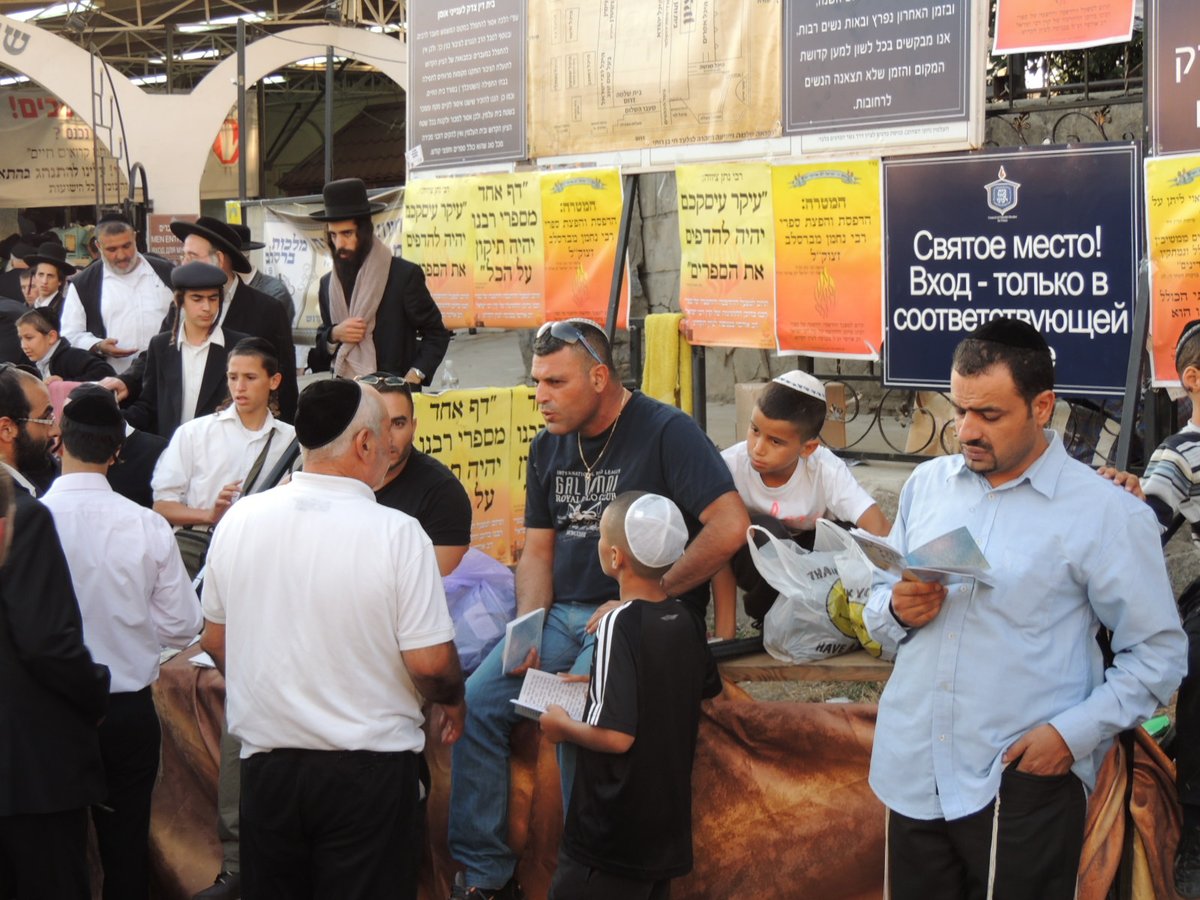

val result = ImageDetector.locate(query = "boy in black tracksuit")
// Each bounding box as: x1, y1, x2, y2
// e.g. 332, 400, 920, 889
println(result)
540, 491, 722, 899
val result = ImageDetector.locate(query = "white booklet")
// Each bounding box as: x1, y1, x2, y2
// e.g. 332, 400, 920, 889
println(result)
501, 608, 545, 675
510, 668, 589, 722
850, 526, 993, 586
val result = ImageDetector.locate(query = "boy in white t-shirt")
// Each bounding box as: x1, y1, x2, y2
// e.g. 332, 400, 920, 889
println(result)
712, 371, 890, 636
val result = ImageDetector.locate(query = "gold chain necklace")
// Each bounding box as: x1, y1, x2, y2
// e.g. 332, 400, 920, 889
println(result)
578, 391, 630, 475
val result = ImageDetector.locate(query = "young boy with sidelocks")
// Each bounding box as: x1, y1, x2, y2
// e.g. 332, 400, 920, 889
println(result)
712, 370, 891, 635
540, 491, 722, 900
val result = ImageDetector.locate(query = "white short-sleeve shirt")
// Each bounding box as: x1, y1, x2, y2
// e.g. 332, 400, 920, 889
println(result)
202, 471, 456, 757
720, 441, 876, 526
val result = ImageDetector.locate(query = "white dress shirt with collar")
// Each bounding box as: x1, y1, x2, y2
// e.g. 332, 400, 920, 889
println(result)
178, 323, 225, 427
60, 256, 175, 375
33, 339, 62, 380
41, 471, 202, 692
152, 405, 295, 511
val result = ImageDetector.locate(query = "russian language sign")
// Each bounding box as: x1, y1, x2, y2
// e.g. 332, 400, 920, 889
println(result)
882, 144, 1139, 396
993, 0, 1135, 54
406, 0, 526, 169
1146, 154, 1200, 385
1149, 0, 1200, 155
783, 0, 982, 155
676, 164, 777, 349
772, 161, 883, 358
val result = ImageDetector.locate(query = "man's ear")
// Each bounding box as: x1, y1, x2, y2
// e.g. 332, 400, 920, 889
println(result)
1031, 389, 1056, 428
1182, 365, 1200, 394
590, 362, 610, 392
268, 372, 282, 391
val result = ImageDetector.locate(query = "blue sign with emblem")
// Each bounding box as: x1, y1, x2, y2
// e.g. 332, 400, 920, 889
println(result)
883, 144, 1140, 396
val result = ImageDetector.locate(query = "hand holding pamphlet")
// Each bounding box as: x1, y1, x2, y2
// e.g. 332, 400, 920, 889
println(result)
849, 526, 993, 586
510, 669, 589, 721
501, 608, 544, 675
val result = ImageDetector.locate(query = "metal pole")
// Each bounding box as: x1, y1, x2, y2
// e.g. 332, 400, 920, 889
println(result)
165, 23, 174, 96
237, 19, 247, 202
324, 46, 335, 184
604, 173, 639, 345
1115, 262, 1150, 471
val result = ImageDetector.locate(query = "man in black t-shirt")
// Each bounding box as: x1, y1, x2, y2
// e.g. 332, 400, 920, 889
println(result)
447, 319, 747, 900
541, 491, 722, 900
369, 378, 471, 577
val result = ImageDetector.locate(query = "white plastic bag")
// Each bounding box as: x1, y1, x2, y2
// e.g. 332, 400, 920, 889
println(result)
751, 520, 890, 664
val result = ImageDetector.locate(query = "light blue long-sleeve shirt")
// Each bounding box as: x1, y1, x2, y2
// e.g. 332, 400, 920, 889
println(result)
864, 431, 1186, 822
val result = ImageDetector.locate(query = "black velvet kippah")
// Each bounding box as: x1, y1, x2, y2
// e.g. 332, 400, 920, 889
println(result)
969, 317, 1049, 353
295, 379, 362, 450
64, 385, 123, 428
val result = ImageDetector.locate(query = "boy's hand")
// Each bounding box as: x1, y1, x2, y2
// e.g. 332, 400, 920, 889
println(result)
891, 572, 947, 629
557, 673, 590, 684
1097, 466, 1145, 501
539, 704, 572, 744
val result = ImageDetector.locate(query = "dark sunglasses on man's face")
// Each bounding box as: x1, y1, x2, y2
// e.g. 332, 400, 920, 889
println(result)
536, 320, 605, 366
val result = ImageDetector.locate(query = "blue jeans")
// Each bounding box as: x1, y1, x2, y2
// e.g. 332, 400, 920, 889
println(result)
448, 602, 597, 889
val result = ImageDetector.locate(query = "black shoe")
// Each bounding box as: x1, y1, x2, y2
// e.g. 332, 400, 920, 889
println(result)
1177, 825, 1200, 898
449, 873, 524, 900
193, 871, 241, 900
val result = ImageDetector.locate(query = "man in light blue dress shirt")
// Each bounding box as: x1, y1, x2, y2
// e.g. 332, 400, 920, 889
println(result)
864, 318, 1187, 900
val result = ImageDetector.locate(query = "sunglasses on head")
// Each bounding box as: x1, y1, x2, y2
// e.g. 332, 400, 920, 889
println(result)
536, 320, 606, 367
355, 374, 410, 387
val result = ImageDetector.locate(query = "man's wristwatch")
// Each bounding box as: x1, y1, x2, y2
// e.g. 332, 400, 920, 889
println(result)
410, 368, 426, 382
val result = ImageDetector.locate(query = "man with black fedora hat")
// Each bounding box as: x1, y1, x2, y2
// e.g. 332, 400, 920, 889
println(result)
24, 241, 76, 322
311, 177, 450, 386
61, 213, 175, 375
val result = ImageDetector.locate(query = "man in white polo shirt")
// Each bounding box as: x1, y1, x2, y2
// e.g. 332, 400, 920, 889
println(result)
200, 378, 465, 900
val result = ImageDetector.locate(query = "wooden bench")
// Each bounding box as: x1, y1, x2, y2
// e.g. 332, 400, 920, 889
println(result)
718, 648, 893, 683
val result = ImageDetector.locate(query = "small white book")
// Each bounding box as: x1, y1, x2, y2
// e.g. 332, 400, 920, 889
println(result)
510, 669, 589, 722
501, 608, 545, 675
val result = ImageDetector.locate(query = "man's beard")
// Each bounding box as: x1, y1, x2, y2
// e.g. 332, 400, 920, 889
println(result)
332, 239, 369, 294
14, 426, 51, 475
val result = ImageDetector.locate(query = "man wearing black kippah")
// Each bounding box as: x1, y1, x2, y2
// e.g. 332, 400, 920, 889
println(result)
863, 318, 1187, 899
199, 379, 465, 899
42, 385, 202, 900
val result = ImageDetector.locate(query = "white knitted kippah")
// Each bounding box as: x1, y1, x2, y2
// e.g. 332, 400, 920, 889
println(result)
624, 494, 688, 569
771, 370, 826, 402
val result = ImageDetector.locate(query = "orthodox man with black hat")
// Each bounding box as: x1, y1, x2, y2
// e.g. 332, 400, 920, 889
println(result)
42, 384, 202, 900
200, 378, 466, 899
862, 317, 1187, 900
123, 261, 249, 439
24, 240, 76, 323
0, 366, 110, 899
312, 177, 451, 386
61, 213, 174, 374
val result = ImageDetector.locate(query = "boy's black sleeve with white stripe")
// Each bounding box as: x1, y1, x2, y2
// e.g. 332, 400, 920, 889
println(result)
585, 604, 638, 738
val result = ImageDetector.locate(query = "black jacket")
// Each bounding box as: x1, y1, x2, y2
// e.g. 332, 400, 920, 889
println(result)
109, 428, 167, 509
0, 484, 109, 816
121, 280, 297, 423
44, 337, 116, 382
315, 256, 451, 386
123, 328, 249, 439
70, 255, 174, 339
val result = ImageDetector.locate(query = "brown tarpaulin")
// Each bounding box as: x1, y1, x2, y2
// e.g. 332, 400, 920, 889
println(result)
149, 649, 1183, 900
